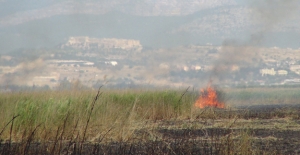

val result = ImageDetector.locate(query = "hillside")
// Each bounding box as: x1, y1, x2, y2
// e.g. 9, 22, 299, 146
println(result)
0, 0, 299, 54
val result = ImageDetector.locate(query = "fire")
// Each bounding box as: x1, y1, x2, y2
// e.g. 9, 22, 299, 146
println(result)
194, 85, 225, 109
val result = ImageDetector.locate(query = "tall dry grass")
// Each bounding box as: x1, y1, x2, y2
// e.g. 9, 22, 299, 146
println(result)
0, 87, 299, 154
0, 88, 197, 142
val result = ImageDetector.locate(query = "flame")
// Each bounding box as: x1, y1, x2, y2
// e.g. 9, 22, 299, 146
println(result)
194, 85, 225, 109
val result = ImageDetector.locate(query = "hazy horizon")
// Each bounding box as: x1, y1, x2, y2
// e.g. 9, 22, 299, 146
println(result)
0, 0, 300, 89
0, 0, 299, 54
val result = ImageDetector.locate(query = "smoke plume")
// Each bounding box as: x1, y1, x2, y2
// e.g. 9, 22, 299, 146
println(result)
210, 0, 299, 83
0, 58, 46, 86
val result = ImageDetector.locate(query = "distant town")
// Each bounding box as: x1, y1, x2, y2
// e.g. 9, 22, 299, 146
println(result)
1, 36, 300, 91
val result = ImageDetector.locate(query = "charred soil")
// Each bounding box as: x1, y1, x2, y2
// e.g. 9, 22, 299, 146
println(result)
1, 107, 300, 155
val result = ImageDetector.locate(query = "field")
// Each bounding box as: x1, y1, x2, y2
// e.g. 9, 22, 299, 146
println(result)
1, 86, 300, 154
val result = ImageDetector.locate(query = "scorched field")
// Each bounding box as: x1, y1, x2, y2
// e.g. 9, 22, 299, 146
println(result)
1, 86, 300, 154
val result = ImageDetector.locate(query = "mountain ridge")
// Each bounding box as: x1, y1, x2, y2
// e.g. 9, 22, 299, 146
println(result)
0, 0, 299, 53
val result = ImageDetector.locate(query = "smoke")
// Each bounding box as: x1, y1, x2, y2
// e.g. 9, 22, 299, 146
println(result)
0, 58, 46, 86
211, 41, 260, 81
252, 0, 298, 31
210, 0, 299, 82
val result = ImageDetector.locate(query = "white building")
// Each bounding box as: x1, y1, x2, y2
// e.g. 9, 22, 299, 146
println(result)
260, 68, 276, 76
191, 65, 201, 71
277, 70, 288, 76
105, 61, 118, 66
290, 65, 300, 74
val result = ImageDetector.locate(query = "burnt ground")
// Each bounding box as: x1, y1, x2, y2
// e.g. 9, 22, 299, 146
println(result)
156, 128, 300, 154
1, 104, 300, 155
2, 127, 299, 155
151, 104, 300, 154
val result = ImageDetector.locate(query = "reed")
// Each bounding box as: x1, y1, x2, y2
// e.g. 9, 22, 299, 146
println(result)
0, 87, 299, 154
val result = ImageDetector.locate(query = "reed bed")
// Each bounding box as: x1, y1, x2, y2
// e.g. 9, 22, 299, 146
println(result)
0, 87, 300, 154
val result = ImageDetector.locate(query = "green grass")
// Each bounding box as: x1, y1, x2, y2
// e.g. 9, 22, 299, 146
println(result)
1, 87, 300, 140
1, 87, 300, 154
225, 87, 300, 106
0, 89, 197, 142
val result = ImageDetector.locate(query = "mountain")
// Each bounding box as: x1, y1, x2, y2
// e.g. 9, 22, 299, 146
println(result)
0, 0, 238, 23
0, 0, 299, 54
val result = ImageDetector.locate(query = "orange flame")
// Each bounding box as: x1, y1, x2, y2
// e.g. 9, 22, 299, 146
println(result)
194, 85, 225, 109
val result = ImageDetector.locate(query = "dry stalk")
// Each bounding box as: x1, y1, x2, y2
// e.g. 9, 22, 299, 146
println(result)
99, 127, 113, 142
66, 118, 79, 154
0, 115, 19, 137
8, 116, 14, 153
58, 112, 70, 154
23, 123, 42, 155
80, 85, 103, 153
178, 86, 190, 104
50, 126, 61, 155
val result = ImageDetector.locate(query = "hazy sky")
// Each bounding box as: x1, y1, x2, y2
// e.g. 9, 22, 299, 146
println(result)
0, 0, 299, 54
0, 0, 299, 89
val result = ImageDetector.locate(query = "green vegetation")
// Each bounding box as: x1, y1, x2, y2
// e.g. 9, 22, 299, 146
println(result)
225, 87, 300, 106
0, 87, 300, 154
0, 89, 196, 141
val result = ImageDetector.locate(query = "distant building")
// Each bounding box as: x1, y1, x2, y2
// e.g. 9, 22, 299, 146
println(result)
194, 65, 201, 71
189, 65, 201, 71
183, 66, 189, 71
48, 60, 95, 67
290, 65, 300, 75
64, 36, 143, 51
277, 70, 288, 76
84, 62, 94, 66
283, 79, 300, 84
260, 68, 276, 76
105, 61, 118, 66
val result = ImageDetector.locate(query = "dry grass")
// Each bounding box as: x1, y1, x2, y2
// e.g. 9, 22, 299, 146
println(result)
0, 87, 300, 154
0, 88, 196, 142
